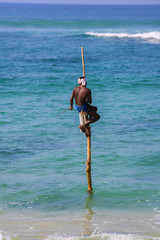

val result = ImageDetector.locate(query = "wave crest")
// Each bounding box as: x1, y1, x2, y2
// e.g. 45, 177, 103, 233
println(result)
86, 31, 160, 41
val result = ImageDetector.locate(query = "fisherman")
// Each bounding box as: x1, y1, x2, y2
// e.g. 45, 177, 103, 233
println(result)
69, 76, 100, 133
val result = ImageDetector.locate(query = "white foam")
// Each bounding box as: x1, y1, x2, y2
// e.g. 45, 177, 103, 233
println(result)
154, 208, 160, 214
44, 232, 160, 240
0, 232, 11, 240
0, 233, 3, 240
0, 231, 18, 240
86, 31, 160, 41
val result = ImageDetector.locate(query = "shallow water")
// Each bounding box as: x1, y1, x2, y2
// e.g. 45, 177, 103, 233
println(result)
1, 209, 160, 240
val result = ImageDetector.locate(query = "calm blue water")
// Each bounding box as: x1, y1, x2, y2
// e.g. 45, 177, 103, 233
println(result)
0, 3, 160, 240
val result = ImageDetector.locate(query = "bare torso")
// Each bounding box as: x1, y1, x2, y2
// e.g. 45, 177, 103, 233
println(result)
72, 86, 92, 105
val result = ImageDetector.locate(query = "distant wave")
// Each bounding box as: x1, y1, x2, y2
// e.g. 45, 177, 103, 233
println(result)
86, 31, 160, 40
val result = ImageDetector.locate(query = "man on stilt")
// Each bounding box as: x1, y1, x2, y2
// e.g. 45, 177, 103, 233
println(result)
69, 76, 100, 133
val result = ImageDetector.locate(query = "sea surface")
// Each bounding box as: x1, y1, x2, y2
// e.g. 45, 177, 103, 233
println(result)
0, 3, 160, 240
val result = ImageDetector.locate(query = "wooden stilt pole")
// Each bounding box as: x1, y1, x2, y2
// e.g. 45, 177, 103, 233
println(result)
86, 128, 92, 192
81, 47, 85, 77
81, 47, 92, 192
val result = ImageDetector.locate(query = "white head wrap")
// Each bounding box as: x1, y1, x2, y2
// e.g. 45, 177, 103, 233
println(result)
78, 78, 87, 85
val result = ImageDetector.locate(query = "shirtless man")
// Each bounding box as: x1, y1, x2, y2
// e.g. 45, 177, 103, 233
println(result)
69, 76, 100, 132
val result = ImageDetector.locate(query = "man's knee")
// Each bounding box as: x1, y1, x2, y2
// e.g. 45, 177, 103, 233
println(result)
97, 113, 100, 120
95, 113, 100, 120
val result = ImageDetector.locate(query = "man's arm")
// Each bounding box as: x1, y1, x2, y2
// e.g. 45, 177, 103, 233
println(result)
87, 89, 92, 104
69, 89, 75, 110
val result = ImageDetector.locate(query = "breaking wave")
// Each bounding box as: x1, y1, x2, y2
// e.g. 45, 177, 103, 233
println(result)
44, 233, 160, 240
1, 231, 159, 240
86, 31, 160, 41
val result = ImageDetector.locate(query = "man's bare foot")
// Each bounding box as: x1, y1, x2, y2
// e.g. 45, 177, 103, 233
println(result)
79, 124, 86, 133
85, 124, 91, 137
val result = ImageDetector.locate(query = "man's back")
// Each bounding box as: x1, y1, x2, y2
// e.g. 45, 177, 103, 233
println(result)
73, 86, 92, 105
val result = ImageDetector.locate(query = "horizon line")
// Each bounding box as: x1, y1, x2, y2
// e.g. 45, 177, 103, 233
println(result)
0, 2, 160, 5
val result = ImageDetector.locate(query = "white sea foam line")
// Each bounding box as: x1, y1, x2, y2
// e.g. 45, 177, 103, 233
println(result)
86, 31, 160, 40
44, 232, 160, 240
154, 208, 160, 214
153, 208, 160, 224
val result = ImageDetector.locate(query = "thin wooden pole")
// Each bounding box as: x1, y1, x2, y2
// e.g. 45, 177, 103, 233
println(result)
81, 47, 85, 77
86, 128, 92, 192
81, 47, 92, 192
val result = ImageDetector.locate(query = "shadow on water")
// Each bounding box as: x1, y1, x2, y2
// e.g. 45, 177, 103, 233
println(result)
81, 192, 95, 236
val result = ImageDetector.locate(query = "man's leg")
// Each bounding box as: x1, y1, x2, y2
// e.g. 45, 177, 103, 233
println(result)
85, 105, 100, 125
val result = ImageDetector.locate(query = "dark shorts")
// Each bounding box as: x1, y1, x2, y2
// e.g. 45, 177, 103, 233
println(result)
76, 104, 91, 113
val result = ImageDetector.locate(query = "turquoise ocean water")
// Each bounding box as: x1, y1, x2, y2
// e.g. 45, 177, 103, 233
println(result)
0, 3, 160, 240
